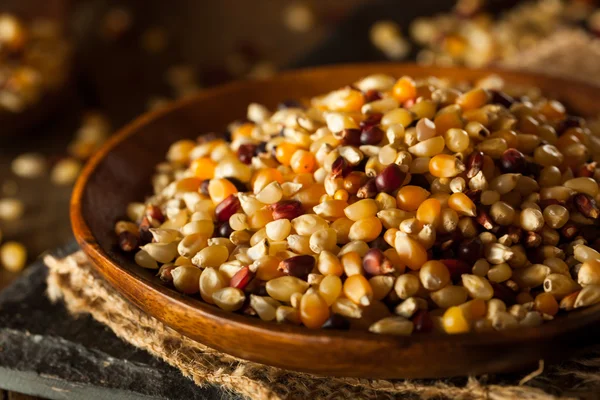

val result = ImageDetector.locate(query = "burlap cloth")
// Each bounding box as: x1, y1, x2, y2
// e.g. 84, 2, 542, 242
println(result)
43, 29, 600, 400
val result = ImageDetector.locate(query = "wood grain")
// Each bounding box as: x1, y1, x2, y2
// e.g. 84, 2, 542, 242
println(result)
71, 63, 600, 379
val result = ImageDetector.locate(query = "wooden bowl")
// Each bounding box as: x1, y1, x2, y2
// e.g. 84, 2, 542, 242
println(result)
71, 64, 600, 379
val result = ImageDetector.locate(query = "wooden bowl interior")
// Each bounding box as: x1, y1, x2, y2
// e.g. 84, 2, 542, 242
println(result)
74, 64, 600, 379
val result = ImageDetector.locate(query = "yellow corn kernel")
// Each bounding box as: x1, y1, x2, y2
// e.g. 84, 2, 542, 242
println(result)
344, 199, 379, 221
396, 186, 430, 212
343, 275, 373, 306
319, 275, 343, 306
442, 306, 470, 334
429, 154, 464, 178
167, 139, 195, 164
416, 198, 441, 227
394, 232, 428, 270
448, 192, 476, 217
443, 128, 470, 153
292, 183, 326, 208
419, 260, 450, 291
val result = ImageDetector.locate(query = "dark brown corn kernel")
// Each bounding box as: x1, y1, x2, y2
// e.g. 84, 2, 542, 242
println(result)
278, 255, 315, 280
119, 231, 139, 252
412, 309, 433, 333
500, 148, 526, 173
339, 128, 361, 146
357, 178, 378, 199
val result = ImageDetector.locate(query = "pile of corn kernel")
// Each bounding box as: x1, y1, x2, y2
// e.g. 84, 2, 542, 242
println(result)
409, 0, 597, 68
0, 13, 69, 113
117, 73, 600, 335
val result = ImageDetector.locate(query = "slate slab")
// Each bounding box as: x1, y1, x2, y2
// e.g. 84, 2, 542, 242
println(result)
0, 242, 240, 400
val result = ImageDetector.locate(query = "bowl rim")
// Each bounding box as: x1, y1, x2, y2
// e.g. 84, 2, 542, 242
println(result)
71, 62, 600, 350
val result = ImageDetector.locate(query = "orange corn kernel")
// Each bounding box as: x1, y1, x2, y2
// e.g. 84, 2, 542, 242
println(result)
434, 111, 463, 136
392, 76, 417, 103
396, 186, 431, 212
331, 89, 365, 113
539, 100, 566, 122
394, 233, 428, 270
416, 198, 442, 227
300, 291, 331, 329
534, 292, 559, 316
208, 178, 238, 204
275, 142, 299, 166
459, 299, 486, 320
175, 177, 203, 193
429, 154, 465, 178
290, 149, 317, 174
442, 306, 470, 334
232, 123, 255, 141
251, 168, 283, 193
448, 192, 476, 217
343, 274, 374, 306
190, 157, 217, 180
456, 88, 490, 111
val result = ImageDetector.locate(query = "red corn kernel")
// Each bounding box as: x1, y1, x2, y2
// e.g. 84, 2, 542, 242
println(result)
440, 259, 471, 281
278, 255, 315, 280
362, 248, 394, 276
339, 128, 361, 146
412, 309, 433, 333
576, 162, 597, 178
360, 125, 384, 145
490, 281, 517, 305
145, 204, 165, 224
359, 113, 383, 129
363, 89, 382, 103
466, 151, 483, 179
230, 266, 254, 290
331, 156, 350, 178
375, 164, 406, 193
215, 194, 241, 222
270, 200, 304, 220
356, 178, 378, 199
476, 208, 494, 230
118, 231, 139, 252
457, 238, 484, 265
237, 143, 257, 164
500, 148, 525, 173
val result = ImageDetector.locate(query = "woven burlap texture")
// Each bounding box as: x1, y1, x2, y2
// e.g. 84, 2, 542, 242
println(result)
44, 252, 600, 400
44, 29, 600, 400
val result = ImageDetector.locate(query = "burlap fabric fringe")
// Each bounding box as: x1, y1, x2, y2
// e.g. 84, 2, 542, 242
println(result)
44, 252, 600, 400
44, 30, 600, 400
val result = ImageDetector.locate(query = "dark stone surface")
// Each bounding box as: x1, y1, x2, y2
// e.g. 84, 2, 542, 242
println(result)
0, 242, 240, 400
